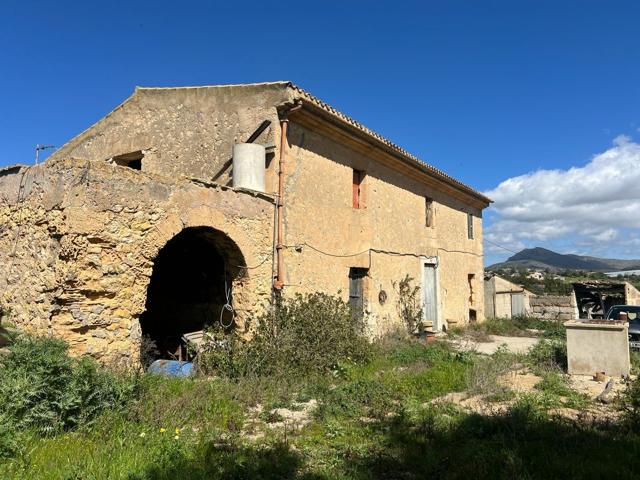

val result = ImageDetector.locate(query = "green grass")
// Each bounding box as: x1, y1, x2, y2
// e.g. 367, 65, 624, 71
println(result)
452, 316, 566, 340
3, 334, 640, 479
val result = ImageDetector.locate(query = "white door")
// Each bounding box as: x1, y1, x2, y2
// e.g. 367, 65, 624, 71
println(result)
511, 293, 525, 317
423, 264, 438, 330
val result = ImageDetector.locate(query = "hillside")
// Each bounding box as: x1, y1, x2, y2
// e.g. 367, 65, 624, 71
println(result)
488, 247, 640, 272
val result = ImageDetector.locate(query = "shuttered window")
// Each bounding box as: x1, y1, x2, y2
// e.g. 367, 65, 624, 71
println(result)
352, 169, 365, 209
348, 267, 368, 314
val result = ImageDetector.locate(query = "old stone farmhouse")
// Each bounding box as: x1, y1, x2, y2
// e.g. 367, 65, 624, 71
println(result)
0, 82, 491, 365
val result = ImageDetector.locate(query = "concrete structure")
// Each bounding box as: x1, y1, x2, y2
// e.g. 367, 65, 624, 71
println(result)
530, 295, 577, 320
565, 321, 630, 377
573, 281, 640, 319
484, 274, 534, 318
0, 82, 491, 365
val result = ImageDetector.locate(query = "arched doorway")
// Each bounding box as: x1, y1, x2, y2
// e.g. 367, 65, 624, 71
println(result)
140, 226, 246, 361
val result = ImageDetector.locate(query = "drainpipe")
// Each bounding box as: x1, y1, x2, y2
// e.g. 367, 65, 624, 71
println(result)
274, 102, 302, 291
274, 118, 288, 290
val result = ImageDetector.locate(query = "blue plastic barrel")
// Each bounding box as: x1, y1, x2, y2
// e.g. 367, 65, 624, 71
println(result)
147, 359, 195, 377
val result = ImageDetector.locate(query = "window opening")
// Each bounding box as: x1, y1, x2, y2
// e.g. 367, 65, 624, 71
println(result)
348, 267, 368, 314
425, 197, 434, 227
352, 169, 365, 208
112, 151, 144, 170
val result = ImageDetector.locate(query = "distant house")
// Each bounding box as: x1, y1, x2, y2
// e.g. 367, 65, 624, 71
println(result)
527, 271, 545, 281
484, 274, 534, 318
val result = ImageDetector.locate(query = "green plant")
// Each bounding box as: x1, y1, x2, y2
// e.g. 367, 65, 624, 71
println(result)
199, 293, 370, 378
527, 338, 567, 373
465, 345, 518, 396
0, 412, 23, 460
393, 275, 424, 334
534, 372, 588, 409
0, 334, 138, 435
620, 376, 640, 428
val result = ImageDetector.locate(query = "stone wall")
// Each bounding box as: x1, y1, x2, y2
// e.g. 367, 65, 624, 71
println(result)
0, 158, 274, 365
530, 295, 576, 320
49, 83, 294, 191
0, 83, 491, 363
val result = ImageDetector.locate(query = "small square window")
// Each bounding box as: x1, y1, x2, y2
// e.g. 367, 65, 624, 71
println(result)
112, 151, 144, 170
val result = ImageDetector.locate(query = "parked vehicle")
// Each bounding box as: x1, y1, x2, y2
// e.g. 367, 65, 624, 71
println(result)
606, 305, 640, 350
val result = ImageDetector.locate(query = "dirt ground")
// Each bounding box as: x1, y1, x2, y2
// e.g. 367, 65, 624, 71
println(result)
448, 334, 540, 355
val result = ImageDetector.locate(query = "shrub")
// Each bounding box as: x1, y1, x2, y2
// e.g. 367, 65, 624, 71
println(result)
527, 338, 567, 373
466, 345, 518, 396
0, 413, 22, 460
0, 334, 138, 435
198, 293, 370, 378
621, 377, 640, 428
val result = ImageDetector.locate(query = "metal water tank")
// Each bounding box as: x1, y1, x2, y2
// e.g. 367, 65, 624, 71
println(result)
232, 143, 265, 192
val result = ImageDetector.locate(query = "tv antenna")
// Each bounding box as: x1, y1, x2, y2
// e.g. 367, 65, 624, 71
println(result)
35, 144, 55, 164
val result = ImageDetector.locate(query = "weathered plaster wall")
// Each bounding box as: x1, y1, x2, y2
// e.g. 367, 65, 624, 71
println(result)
0, 158, 273, 365
49, 83, 294, 191
280, 121, 485, 335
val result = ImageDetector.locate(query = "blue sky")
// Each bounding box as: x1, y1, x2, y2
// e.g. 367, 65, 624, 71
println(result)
2, 0, 639, 265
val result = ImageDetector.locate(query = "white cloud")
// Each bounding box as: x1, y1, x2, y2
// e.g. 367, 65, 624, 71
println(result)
484, 135, 640, 260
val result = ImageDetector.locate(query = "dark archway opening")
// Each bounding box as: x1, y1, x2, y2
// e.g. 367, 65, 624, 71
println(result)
140, 226, 245, 361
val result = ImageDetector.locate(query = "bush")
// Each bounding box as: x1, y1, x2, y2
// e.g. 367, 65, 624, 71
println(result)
621, 377, 640, 428
466, 345, 518, 396
527, 339, 567, 373
0, 334, 138, 435
198, 293, 371, 378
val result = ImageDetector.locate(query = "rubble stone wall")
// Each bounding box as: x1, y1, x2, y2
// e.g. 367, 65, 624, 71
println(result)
530, 295, 576, 320
49, 84, 294, 192
0, 158, 274, 365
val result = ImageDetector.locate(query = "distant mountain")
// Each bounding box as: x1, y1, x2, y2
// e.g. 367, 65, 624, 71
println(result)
488, 247, 640, 272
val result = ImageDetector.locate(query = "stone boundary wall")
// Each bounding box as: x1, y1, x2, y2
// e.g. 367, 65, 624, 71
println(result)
0, 158, 274, 366
529, 295, 576, 320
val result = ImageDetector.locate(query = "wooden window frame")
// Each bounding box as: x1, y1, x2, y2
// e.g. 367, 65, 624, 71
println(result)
352, 169, 365, 209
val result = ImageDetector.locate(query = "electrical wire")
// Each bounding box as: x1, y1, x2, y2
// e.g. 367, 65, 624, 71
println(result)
484, 238, 519, 255
283, 242, 482, 259
233, 256, 271, 270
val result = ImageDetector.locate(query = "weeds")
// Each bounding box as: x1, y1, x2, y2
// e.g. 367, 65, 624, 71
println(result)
534, 372, 589, 409
198, 293, 370, 378
465, 345, 520, 396
458, 315, 566, 339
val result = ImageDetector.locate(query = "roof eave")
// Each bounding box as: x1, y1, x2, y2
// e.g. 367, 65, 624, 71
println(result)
289, 98, 492, 209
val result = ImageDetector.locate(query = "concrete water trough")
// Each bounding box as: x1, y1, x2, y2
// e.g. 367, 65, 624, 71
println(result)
565, 320, 630, 377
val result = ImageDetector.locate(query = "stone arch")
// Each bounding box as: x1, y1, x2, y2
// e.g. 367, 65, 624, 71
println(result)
139, 225, 247, 361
